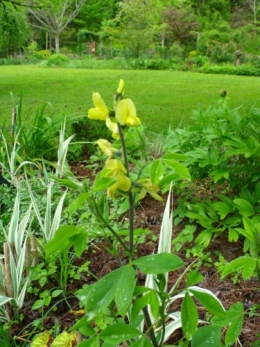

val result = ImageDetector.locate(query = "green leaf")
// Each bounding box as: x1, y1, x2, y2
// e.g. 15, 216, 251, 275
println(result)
181, 292, 198, 341
52, 176, 83, 191
117, 198, 129, 214
189, 287, 225, 315
131, 290, 159, 322
115, 265, 136, 316
158, 173, 183, 189
191, 325, 222, 346
209, 146, 218, 165
130, 337, 153, 347
100, 324, 141, 344
221, 256, 256, 280
32, 299, 44, 310
161, 156, 190, 180
92, 170, 116, 192
210, 168, 229, 183
195, 229, 213, 247
69, 316, 89, 331
186, 270, 204, 287
131, 292, 152, 322
235, 227, 254, 242
242, 216, 256, 241
85, 267, 130, 321
213, 201, 234, 219
68, 193, 89, 214
225, 303, 244, 346
212, 302, 244, 327
77, 336, 100, 347
150, 160, 164, 185
74, 232, 89, 257
132, 253, 184, 274
234, 198, 255, 217
52, 290, 63, 298
228, 227, 239, 242
45, 225, 86, 260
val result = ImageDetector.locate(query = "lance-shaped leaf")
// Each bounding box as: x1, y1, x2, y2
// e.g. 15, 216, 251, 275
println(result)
100, 324, 141, 344
133, 253, 184, 275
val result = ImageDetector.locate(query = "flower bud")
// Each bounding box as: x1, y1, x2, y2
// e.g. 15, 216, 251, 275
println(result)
117, 79, 125, 95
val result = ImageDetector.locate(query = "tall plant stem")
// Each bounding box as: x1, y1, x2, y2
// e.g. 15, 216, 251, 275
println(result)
142, 306, 159, 347
117, 123, 135, 259
92, 197, 130, 254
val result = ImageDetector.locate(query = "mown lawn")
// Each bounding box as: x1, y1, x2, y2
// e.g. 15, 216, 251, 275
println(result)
0, 65, 260, 133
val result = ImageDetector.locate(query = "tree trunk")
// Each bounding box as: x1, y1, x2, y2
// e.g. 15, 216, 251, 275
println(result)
54, 32, 60, 53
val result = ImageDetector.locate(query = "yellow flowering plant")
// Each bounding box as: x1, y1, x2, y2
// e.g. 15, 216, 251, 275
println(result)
51, 79, 191, 257
44, 80, 243, 347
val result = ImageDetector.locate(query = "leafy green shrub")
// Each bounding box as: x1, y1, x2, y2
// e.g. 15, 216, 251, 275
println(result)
69, 115, 111, 158
163, 96, 260, 279
35, 49, 51, 60
200, 63, 260, 76
46, 53, 70, 67
236, 64, 260, 76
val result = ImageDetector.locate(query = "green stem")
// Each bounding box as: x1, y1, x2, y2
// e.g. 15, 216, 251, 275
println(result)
117, 123, 135, 259
142, 306, 159, 347
92, 197, 130, 254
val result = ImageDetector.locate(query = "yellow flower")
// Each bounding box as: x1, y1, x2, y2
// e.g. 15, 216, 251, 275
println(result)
97, 139, 118, 157
106, 117, 119, 139
138, 179, 162, 201
117, 79, 125, 95
115, 99, 141, 126
105, 159, 131, 198
88, 92, 109, 120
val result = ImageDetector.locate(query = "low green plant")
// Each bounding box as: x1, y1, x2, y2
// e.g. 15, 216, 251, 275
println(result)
200, 63, 260, 76
163, 95, 260, 272
11, 92, 64, 161
0, 186, 34, 322
0, 130, 38, 185
46, 54, 70, 67
69, 115, 111, 157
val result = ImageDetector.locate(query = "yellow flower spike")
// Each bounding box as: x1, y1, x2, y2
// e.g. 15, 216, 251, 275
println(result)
97, 139, 118, 157
88, 92, 109, 120
106, 117, 119, 139
105, 159, 131, 197
117, 79, 125, 95
115, 99, 141, 126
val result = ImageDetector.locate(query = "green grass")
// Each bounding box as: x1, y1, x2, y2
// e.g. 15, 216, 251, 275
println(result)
0, 65, 260, 133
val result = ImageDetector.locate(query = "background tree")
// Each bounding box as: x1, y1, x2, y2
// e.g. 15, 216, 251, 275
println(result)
27, 0, 86, 53
117, 0, 162, 58
248, 0, 260, 26
163, 6, 199, 51
66, 0, 119, 54
0, 3, 31, 56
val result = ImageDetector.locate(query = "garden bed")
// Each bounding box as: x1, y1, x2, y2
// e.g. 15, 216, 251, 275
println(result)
10, 189, 260, 346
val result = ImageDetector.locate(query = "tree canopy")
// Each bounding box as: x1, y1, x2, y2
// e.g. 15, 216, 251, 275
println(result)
0, 0, 260, 59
